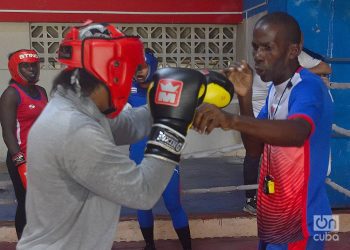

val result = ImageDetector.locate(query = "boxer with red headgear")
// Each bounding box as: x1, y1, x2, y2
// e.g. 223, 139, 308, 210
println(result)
8, 49, 40, 85
16, 22, 207, 250
0, 49, 48, 239
57, 22, 145, 117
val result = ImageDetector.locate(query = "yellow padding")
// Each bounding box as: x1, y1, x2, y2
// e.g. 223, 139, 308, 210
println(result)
203, 83, 232, 108
198, 84, 206, 99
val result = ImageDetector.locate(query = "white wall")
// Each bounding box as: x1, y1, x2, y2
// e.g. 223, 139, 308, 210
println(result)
0, 23, 30, 69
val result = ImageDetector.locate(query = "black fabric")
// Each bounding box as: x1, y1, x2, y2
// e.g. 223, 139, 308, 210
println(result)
243, 155, 261, 199
175, 226, 192, 250
6, 152, 26, 239
140, 227, 155, 248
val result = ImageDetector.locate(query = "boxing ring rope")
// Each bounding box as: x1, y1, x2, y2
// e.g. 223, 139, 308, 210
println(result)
326, 178, 350, 197
329, 82, 350, 89
183, 184, 258, 194
183, 180, 350, 197
332, 124, 350, 137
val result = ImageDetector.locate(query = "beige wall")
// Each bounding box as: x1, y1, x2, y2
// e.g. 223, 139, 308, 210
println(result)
236, 12, 267, 65
0, 23, 30, 69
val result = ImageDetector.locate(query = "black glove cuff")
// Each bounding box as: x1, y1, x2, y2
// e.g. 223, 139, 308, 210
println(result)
145, 124, 186, 163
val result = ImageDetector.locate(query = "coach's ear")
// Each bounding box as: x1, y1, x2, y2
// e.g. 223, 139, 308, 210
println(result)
288, 42, 302, 60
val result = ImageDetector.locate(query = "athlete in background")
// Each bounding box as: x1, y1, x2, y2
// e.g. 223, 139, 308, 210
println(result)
0, 49, 48, 239
128, 48, 191, 250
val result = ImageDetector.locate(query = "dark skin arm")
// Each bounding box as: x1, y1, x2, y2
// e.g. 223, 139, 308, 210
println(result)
0, 87, 21, 155
193, 61, 312, 150
193, 103, 311, 147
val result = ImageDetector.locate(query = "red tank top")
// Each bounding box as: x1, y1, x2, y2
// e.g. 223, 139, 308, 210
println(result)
11, 84, 48, 156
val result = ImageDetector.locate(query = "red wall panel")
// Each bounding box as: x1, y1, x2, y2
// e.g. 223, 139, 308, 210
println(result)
0, 0, 243, 24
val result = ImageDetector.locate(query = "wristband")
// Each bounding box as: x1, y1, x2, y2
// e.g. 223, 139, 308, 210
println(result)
145, 124, 186, 164
147, 123, 186, 155
12, 151, 26, 167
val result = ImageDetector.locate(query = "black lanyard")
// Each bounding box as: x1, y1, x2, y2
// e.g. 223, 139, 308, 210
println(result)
269, 80, 293, 120
267, 75, 294, 175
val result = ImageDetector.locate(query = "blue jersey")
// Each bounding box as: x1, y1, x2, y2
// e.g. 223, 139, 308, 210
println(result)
129, 81, 148, 107
128, 49, 158, 164
257, 68, 333, 243
128, 81, 148, 164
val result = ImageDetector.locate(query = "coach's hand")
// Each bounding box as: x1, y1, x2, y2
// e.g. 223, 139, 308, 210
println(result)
223, 60, 253, 97
193, 103, 234, 134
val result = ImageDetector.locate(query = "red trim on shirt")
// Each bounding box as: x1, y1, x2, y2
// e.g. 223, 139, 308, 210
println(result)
288, 113, 313, 239
288, 114, 315, 135
302, 138, 311, 239
288, 237, 308, 250
296, 66, 303, 73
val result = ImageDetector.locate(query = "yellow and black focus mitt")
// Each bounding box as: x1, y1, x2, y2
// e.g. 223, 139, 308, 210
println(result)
200, 70, 234, 108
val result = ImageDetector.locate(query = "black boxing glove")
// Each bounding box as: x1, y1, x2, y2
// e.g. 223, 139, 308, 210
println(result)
145, 68, 207, 163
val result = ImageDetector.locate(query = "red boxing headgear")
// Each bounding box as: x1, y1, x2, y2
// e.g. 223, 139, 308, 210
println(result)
8, 49, 40, 85
58, 22, 145, 118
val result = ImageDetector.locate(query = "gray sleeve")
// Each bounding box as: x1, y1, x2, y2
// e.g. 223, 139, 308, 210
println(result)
108, 105, 153, 145
63, 123, 174, 210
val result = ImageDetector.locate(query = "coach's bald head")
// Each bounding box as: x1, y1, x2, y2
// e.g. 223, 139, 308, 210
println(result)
256, 12, 302, 45
252, 12, 302, 84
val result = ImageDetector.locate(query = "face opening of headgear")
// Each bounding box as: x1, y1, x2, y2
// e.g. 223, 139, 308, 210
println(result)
136, 48, 158, 84
8, 49, 40, 85
57, 22, 145, 118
